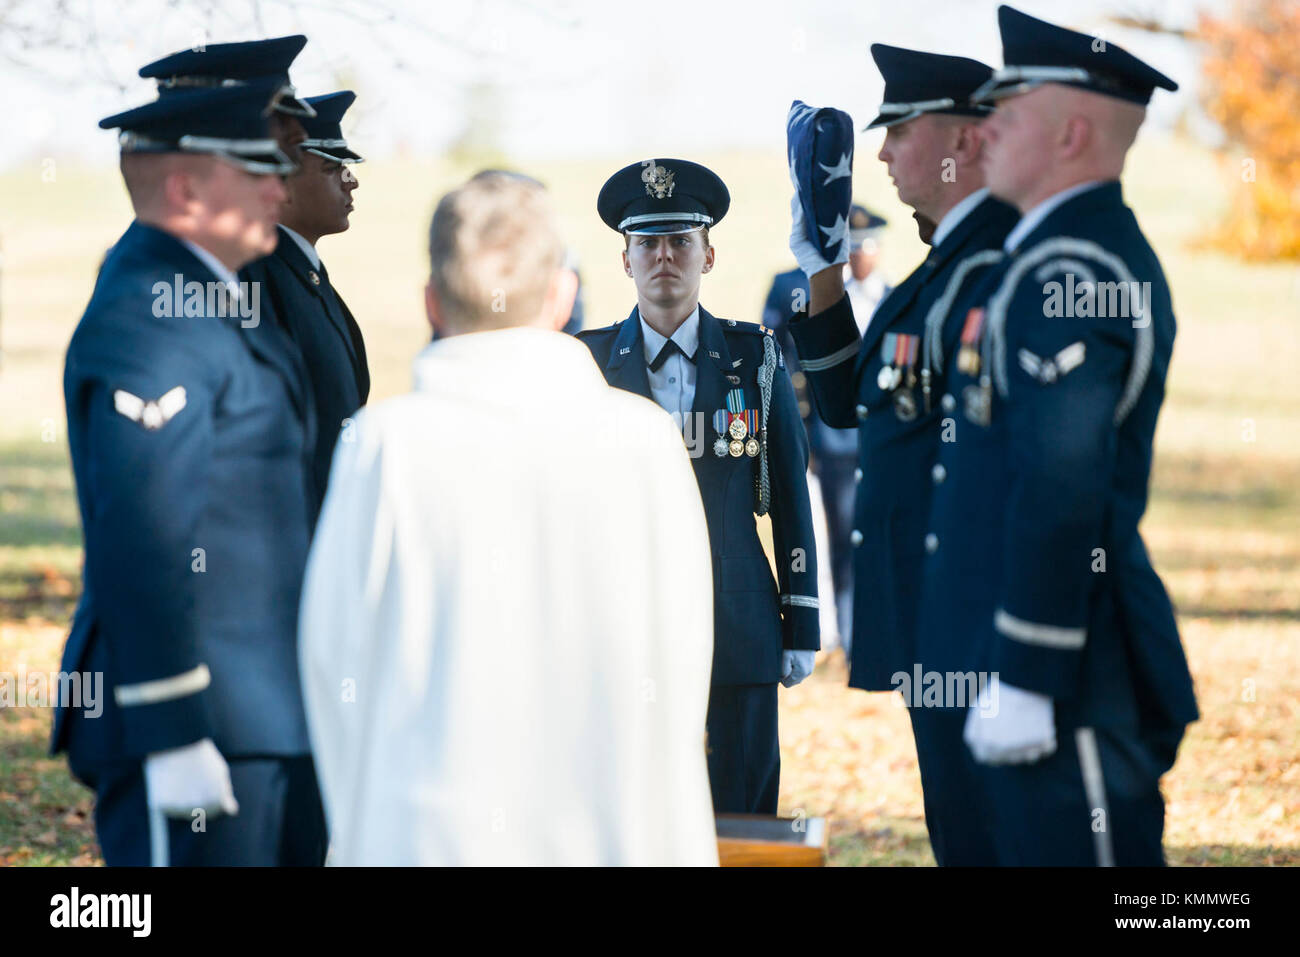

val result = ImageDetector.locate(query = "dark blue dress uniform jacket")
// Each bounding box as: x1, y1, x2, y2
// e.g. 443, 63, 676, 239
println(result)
577, 306, 820, 686
242, 226, 369, 519
788, 195, 1019, 691
54, 222, 317, 773
919, 182, 1198, 744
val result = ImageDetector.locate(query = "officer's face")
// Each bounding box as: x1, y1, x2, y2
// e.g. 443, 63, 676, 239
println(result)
980, 88, 1056, 209
281, 151, 359, 240
622, 231, 714, 308
191, 160, 287, 268
877, 114, 958, 219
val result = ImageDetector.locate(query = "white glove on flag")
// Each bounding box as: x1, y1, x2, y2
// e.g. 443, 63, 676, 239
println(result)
788, 194, 846, 279
781, 649, 816, 688
144, 737, 239, 818
963, 675, 1057, 765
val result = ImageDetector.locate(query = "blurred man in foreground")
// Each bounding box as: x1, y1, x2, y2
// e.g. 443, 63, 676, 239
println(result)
299, 172, 719, 865
58, 80, 323, 866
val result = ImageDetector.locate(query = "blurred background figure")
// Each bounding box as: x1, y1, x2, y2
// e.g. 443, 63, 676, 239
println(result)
299, 172, 718, 865
761, 202, 890, 656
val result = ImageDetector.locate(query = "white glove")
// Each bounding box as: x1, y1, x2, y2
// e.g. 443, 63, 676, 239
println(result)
144, 738, 239, 818
780, 649, 816, 688
788, 193, 848, 279
963, 676, 1057, 765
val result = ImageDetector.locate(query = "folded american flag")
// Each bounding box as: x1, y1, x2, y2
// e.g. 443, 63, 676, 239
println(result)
786, 100, 855, 264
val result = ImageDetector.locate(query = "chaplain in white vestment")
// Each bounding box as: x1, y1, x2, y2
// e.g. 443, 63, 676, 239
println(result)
298, 171, 719, 866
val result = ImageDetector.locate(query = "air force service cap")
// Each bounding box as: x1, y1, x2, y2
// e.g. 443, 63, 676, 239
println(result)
849, 204, 887, 250
597, 159, 730, 235
99, 79, 297, 175
301, 91, 364, 163
138, 34, 316, 117
973, 5, 1178, 106
865, 45, 995, 130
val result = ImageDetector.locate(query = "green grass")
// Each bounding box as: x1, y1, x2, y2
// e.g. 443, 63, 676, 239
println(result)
1, 132, 1297, 865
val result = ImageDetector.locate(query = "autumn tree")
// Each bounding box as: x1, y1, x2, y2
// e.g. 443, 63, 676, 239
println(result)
1200, 0, 1300, 260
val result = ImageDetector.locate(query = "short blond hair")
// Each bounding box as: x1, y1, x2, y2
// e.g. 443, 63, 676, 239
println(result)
428, 172, 564, 332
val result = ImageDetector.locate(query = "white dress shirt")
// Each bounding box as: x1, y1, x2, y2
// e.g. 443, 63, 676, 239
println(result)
931, 187, 991, 250
279, 224, 322, 270
1003, 180, 1108, 253
640, 305, 700, 423
180, 238, 241, 302
843, 271, 889, 336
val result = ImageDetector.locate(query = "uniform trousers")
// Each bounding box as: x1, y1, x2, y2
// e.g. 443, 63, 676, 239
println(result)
706, 683, 780, 814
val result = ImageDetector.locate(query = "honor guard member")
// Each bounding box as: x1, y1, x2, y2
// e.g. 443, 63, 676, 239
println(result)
763, 205, 891, 655
138, 34, 317, 155
242, 91, 370, 516
784, 53, 1019, 865
54, 80, 327, 865
923, 5, 1198, 865
578, 160, 820, 814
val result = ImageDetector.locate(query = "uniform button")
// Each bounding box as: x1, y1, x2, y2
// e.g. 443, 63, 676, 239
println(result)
854, 467, 863, 483
850, 529, 864, 547
668, 376, 676, 384
941, 393, 956, 413
925, 533, 939, 554
931, 464, 946, 484
855, 404, 869, 421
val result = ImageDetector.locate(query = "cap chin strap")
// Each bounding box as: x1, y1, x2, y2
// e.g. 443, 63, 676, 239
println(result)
119, 132, 297, 175
618, 211, 713, 232
971, 65, 1092, 104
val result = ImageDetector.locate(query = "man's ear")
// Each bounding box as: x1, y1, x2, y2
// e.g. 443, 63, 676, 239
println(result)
701, 243, 715, 274
163, 168, 198, 214
425, 279, 448, 337
1060, 114, 1092, 161
544, 268, 580, 331
622, 247, 633, 277
954, 122, 983, 166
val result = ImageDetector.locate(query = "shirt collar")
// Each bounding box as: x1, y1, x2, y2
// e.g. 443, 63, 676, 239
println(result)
931, 187, 990, 250
179, 238, 240, 296
280, 224, 322, 270
1003, 180, 1109, 253
640, 305, 700, 365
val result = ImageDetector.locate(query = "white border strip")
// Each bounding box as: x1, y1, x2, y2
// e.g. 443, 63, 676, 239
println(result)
1075, 726, 1115, 867
799, 340, 859, 372
115, 663, 211, 708
781, 594, 820, 609
994, 608, 1085, 649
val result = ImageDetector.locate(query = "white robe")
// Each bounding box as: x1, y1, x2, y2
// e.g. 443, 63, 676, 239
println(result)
299, 327, 718, 866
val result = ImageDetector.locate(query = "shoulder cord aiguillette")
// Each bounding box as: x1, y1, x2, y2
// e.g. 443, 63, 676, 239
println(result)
756, 334, 777, 516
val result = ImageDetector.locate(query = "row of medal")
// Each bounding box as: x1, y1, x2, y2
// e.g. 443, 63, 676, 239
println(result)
713, 387, 761, 458
877, 332, 920, 422
874, 312, 995, 428
957, 306, 992, 427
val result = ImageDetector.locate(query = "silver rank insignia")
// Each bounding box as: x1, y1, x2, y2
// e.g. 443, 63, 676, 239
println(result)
113, 386, 188, 431
641, 159, 675, 199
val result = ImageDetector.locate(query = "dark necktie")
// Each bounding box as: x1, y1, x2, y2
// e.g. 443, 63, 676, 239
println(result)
649, 338, 695, 372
